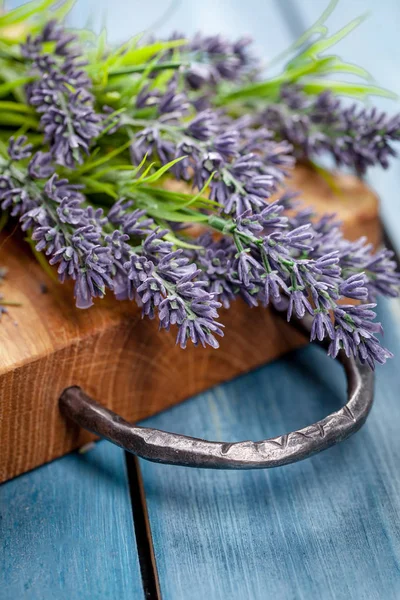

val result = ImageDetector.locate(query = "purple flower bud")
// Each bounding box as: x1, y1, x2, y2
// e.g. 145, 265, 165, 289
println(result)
287, 289, 313, 320
186, 110, 218, 141
23, 23, 102, 168
339, 272, 368, 300
8, 136, 32, 161
311, 312, 335, 342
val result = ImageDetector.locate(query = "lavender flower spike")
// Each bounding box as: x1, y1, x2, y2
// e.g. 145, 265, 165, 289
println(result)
22, 21, 102, 168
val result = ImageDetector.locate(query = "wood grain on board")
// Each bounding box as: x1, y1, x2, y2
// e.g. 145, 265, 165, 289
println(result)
0, 165, 381, 482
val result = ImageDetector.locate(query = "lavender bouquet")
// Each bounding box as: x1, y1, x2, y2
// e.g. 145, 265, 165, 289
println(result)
0, 0, 399, 370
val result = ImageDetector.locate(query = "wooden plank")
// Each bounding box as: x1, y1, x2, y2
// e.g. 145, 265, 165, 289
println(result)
0, 166, 380, 483
0, 441, 144, 600
140, 298, 400, 600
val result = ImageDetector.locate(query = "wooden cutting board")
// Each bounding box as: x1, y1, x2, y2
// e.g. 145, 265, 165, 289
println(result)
0, 164, 381, 482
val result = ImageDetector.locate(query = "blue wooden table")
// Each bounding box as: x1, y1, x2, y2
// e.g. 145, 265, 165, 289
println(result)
2, 2, 400, 599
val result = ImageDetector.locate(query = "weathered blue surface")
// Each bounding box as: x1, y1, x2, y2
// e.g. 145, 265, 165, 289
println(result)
140, 300, 400, 600
0, 442, 143, 600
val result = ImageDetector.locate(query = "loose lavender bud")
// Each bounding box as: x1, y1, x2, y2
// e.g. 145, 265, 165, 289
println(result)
158, 76, 190, 116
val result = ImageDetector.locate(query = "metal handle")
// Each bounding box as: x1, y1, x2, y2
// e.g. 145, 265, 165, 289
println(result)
59, 313, 374, 469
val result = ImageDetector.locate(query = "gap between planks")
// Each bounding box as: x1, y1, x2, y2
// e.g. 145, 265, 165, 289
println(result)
125, 452, 162, 600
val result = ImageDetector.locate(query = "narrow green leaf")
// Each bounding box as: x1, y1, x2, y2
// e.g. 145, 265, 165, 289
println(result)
118, 39, 186, 67
303, 13, 369, 60
138, 156, 186, 184
0, 0, 54, 27
103, 34, 143, 69
178, 171, 216, 209
77, 139, 132, 175
164, 231, 202, 250
108, 60, 187, 77
139, 185, 219, 208
0, 77, 34, 98
310, 56, 372, 80
0, 100, 35, 113
95, 108, 126, 139
115, 51, 168, 99
81, 176, 119, 198
136, 161, 157, 181
217, 77, 284, 102
268, 0, 339, 67
0, 138, 9, 156
0, 112, 38, 127
145, 205, 208, 223
50, 0, 75, 23
94, 153, 151, 182
131, 152, 149, 175
0, 65, 29, 102
91, 164, 137, 180
97, 29, 108, 56
302, 79, 398, 99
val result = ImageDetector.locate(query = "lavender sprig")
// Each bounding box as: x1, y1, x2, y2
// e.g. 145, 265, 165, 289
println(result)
260, 86, 400, 174
108, 201, 224, 349
166, 32, 259, 90
130, 79, 294, 216
0, 9, 398, 367
0, 140, 224, 349
0, 138, 113, 309
185, 194, 400, 369
22, 21, 102, 168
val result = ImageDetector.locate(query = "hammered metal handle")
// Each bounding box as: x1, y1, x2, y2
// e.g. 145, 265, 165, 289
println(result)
59, 313, 374, 470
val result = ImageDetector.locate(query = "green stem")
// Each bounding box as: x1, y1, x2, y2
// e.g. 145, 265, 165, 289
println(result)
108, 61, 189, 77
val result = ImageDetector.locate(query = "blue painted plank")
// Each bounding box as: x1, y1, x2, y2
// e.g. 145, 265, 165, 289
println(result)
0, 442, 144, 600
140, 299, 400, 600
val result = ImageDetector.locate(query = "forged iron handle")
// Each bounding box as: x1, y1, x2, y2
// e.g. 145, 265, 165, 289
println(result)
59, 311, 375, 470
